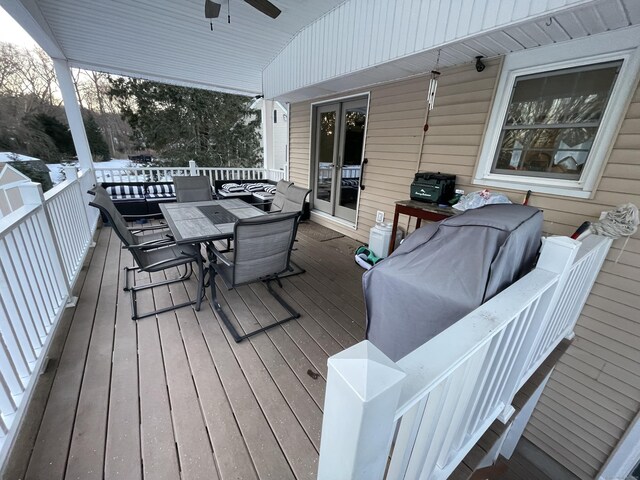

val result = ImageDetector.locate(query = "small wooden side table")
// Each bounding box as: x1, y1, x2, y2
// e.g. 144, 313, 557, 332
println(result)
388, 199, 458, 255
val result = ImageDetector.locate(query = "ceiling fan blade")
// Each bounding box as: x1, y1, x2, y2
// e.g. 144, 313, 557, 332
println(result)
205, 0, 222, 19
244, 0, 281, 18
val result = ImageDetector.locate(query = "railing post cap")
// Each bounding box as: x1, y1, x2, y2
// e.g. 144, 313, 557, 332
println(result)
328, 340, 406, 402
542, 236, 581, 248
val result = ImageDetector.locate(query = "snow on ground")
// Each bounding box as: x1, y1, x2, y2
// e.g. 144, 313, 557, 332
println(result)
0, 152, 41, 163
1, 154, 141, 185
47, 159, 135, 184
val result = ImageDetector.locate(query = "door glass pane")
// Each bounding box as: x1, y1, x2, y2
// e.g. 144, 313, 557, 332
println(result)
317, 111, 336, 202
339, 106, 366, 210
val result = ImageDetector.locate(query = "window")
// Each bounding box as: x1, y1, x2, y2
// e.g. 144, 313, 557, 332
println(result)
474, 29, 640, 198
492, 62, 620, 180
273, 109, 278, 123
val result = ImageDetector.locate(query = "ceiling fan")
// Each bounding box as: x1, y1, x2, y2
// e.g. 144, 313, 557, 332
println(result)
205, 0, 281, 23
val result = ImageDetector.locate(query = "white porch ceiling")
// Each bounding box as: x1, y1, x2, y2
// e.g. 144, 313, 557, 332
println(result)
0, 0, 347, 95
2, 0, 640, 100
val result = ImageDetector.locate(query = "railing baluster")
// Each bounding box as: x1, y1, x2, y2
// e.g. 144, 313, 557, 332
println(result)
0, 275, 32, 378
13, 225, 48, 339
0, 334, 25, 394
0, 239, 37, 365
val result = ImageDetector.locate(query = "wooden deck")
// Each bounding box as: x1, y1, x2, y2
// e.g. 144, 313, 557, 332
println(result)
5, 221, 365, 480
3, 220, 574, 480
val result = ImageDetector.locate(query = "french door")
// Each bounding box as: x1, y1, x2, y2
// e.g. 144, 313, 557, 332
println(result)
312, 98, 367, 223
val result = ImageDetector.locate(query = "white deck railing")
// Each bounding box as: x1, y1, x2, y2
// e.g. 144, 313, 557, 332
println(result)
0, 167, 97, 460
94, 161, 288, 184
318, 235, 612, 480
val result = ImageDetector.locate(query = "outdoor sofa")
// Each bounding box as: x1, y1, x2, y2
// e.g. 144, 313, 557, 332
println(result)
99, 178, 311, 219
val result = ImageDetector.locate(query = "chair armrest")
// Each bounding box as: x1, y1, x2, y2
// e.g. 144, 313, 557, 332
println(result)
208, 244, 233, 267
126, 238, 175, 250
128, 223, 168, 232
143, 249, 199, 271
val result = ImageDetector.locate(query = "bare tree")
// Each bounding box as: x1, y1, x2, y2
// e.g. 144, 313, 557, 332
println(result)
0, 43, 21, 93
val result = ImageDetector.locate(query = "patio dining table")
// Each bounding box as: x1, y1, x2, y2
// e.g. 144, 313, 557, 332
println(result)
160, 198, 266, 309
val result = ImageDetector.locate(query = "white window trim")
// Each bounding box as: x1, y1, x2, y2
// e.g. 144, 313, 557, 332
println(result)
473, 26, 640, 199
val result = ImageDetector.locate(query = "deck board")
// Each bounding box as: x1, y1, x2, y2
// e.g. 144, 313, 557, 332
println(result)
153, 270, 220, 480
65, 227, 120, 480
105, 251, 142, 480
25, 227, 111, 479
136, 269, 181, 480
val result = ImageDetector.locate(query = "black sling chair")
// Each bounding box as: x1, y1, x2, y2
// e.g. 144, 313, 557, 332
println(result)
173, 175, 214, 202
88, 186, 205, 320
269, 183, 311, 276
208, 211, 301, 342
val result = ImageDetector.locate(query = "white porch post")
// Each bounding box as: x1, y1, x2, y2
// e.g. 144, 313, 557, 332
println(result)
261, 99, 274, 173
52, 59, 94, 172
317, 341, 406, 480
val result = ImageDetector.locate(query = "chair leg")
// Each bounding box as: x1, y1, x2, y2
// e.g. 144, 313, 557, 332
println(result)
210, 275, 300, 343
127, 263, 201, 321
277, 260, 305, 279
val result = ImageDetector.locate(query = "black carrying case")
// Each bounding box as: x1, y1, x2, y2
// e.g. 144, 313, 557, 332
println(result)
410, 172, 456, 204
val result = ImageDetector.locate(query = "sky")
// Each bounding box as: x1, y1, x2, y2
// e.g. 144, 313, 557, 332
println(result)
0, 6, 38, 48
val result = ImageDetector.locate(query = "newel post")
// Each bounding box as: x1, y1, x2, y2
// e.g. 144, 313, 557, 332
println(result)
318, 341, 406, 480
189, 160, 197, 176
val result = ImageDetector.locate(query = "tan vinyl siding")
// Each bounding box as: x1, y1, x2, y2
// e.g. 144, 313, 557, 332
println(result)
288, 58, 640, 479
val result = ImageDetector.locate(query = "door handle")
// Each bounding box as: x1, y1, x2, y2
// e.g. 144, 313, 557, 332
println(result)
360, 158, 368, 190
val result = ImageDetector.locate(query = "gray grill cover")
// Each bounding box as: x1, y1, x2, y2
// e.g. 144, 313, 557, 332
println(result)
364, 204, 543, 361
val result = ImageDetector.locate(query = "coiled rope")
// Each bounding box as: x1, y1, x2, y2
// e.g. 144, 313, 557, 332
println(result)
589, 203, 639, 238
589, 203, 639, 263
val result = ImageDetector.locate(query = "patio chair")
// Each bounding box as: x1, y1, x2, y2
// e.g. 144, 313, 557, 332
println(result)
281, 184, 311, 214
269, 180, 293, 212
173, 175, 214, 202
208, 211, 301, 342
88, 186, 205, 321
271, 184, 312, 276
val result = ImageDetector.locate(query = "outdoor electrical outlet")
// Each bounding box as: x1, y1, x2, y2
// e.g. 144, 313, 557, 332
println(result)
376, 211, 385, 223
455, 189, 465, 195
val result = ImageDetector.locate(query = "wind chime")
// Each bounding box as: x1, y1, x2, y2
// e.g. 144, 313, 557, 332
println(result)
415, 50, 441, 176
424, 50, 441, 132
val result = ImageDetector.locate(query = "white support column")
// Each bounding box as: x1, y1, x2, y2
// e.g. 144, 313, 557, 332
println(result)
285, 102, 291, 181
261, 99, 274, 172
317, 341, 406, 480
188, 160, 197, 176
52, 59, 94, 172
